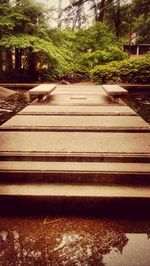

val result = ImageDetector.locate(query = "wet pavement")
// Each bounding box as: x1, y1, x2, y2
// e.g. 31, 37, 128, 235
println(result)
0, 216, 150, 265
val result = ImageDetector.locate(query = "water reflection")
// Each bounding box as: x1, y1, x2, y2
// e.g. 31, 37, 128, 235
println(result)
104, 234, 150, 266
0, 217, 150, 265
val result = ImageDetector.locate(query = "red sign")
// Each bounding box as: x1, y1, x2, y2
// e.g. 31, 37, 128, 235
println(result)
131, 32, 137, 40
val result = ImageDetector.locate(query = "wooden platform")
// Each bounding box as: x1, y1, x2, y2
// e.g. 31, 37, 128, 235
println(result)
0, 83, 150, 214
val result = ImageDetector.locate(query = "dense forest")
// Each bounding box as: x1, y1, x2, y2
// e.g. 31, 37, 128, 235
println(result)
0, 0, 150, 83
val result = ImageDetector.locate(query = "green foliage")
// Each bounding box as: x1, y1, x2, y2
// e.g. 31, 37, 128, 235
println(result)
90, 61, 120, 84
0, 4, 16, 34
0, 0, 149, 82
73, 23, 127, 73
91, 55, 150, 84
133, 0, 150, 18
0, 0, 75, 80
74, 22, 114, 54
132, 13, 150, 43
131, 0, 150, 43
78, 46, 127, 70
119, 55, 150, 83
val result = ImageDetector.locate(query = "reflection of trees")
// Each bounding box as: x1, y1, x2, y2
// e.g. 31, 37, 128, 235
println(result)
0, 217, 128, 265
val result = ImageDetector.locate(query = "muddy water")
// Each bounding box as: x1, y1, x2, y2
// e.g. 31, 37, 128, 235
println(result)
0, 216, 150, 265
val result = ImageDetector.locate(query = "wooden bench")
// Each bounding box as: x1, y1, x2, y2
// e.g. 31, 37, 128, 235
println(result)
26, 84, 57, 102
102, 85, 128, 103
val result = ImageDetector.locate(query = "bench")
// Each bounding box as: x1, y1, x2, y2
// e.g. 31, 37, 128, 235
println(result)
26, 84, 56, 102
102, 85, 128, 103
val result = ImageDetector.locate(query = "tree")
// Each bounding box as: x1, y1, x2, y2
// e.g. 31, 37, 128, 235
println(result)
0, 0, 57, 81
0, 1, 14, 71
132, 0, 150, 43
62, 0, 87, 29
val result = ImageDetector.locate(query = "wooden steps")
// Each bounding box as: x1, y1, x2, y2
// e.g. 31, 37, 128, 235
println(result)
0, 161, 150, 185
0, 183, 150, 216
0, 83, 150, 215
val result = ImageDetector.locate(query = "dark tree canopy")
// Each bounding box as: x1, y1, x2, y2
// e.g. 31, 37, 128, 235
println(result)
0, 0, 149, 82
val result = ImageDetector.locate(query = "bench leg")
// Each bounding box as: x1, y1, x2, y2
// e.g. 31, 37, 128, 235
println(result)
24, 92, 30, 102
114, 96, 119, 103
38, 94, 49, 102
38, 95, 44, 101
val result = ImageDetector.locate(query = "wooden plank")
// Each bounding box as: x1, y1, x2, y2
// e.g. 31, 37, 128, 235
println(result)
31, 93, 117, 106
1, 115, 149, 132
56, 86, 102, 89
0, 183, 150, 198
18, 105, 137, 116
0, 132, 149, 158
0, 161, 150, 173
52, 89, 105, 95
0, 162, 150, 184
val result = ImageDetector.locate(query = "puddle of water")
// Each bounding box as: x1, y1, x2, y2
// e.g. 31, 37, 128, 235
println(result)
103, 233, 150, 266
0, 217, 150, 265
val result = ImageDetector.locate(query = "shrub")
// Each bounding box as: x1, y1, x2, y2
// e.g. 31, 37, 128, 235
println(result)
119, 56, 150, 83
90, 55, 150, 84
90, 61, 121, 84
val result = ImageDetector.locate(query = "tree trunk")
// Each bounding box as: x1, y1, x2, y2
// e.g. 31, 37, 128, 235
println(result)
15, 48, 22, 70
5, 48, 13, 71
29, 49, 36, 81
97, 0, 106, 22
58, 0, 63, 28
92, 0, 98, 22
0, 47, 3, 72
114, 0, 121, 37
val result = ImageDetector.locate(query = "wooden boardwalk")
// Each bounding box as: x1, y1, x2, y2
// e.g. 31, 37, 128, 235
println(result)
0, 83, 150, 215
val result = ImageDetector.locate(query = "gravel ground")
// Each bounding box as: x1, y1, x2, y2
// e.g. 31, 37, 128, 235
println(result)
0, 92, 29, 126
121, 94, 150, 124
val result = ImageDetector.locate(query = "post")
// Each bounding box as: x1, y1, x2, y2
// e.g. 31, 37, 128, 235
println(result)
137, 45, 139, 57
58, 0, 62, 28
128, 5, 132, 58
